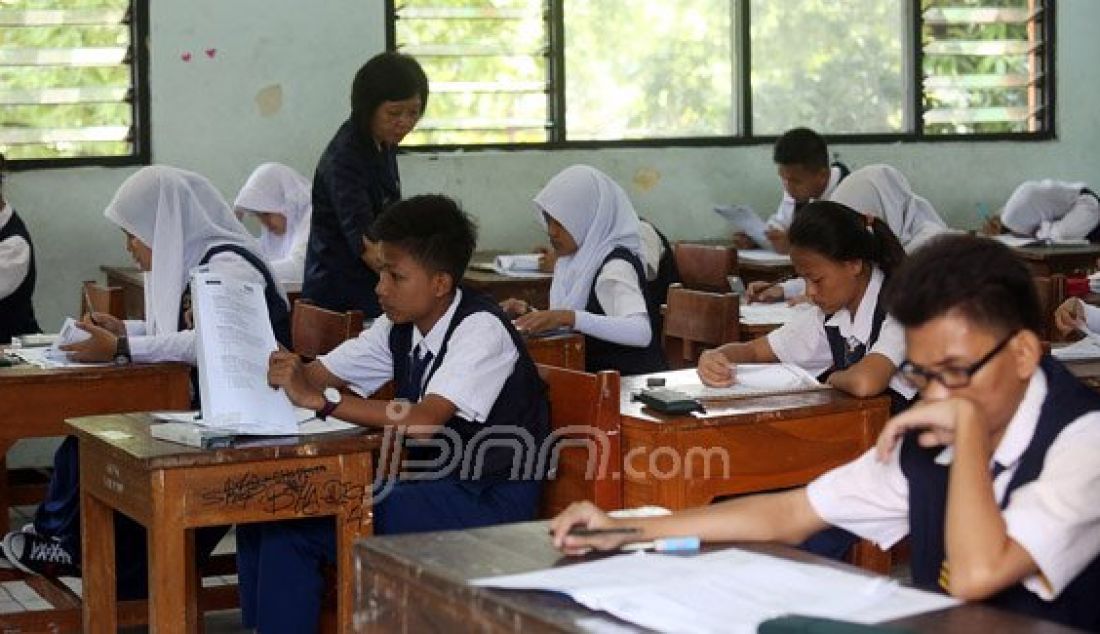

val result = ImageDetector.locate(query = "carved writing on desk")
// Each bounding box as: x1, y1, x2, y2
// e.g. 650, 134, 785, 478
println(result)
199, 464, 366, 522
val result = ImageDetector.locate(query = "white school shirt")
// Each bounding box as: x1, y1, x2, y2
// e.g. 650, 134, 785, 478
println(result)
1084, 303, 1100, 333
123, 252, 268, 365
319, 289, 518, 423
0, 203, 32, 302
765, 165, 846, 233
1037, 193, 1100, 242
766, 267, 915, 399
807, 368, 1100, 601
573, 259, 652, 347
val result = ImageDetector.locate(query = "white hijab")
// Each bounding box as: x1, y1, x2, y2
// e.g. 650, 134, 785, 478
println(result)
1001, 179, 1088, 235
830, 164, 948, 250
233, 162, 312, 260
534, 165, 643, 310
104, 166, 270, 335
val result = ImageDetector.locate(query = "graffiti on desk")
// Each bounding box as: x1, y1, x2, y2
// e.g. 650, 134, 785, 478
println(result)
102, 462, 124, 494
200, 465, 366, 522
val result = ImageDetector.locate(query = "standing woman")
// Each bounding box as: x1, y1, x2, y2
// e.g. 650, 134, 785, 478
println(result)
302, 52, 428, 315
0, 152, 41, 343
234, 162, 313, 284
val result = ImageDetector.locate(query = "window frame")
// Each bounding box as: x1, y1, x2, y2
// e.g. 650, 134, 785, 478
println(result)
386, 0, 1056, 152
4, 0, 152, 171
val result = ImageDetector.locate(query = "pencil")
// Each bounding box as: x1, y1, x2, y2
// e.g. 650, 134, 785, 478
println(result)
82, 286, 101, 326
566, 526, 642, 537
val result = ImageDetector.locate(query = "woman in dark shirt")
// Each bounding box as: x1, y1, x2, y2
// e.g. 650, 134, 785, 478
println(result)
302, 52, 428, 315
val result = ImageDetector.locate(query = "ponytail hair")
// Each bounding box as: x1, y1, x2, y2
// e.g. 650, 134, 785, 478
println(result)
789, 200, 906, 277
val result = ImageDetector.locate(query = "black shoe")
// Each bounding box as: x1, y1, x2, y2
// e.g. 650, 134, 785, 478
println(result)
1, 531, 80, 577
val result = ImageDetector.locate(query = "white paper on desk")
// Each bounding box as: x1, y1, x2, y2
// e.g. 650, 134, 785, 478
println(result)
1052, 335, 1100, 361
494, 253, 542, 272
192, 273, 297, 435
10, 345, 110, 369
674, 363, 827, 400
471, 547, 958, 634
735, 248, 793, 266
713, 205, 772, 248
152, 407, 358, 436
739, 302, 813, 325
43, 317, 92, 363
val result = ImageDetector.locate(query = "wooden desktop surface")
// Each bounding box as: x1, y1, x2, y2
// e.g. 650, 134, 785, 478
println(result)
1012, 244, 1100, 277
353, 520, 1079, 633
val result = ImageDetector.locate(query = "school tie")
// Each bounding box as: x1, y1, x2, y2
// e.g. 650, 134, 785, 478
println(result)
407, 345, 434, 403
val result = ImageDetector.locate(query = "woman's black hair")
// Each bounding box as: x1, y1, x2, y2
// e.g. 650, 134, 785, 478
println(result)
350, 52, 429, 127
788, 200, 906, 277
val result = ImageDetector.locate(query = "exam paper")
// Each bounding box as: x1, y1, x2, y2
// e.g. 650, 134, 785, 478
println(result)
739, 302, 814, 325
714, 205, 771, 248
675, 363, 827, 400
735, 249, 793, 266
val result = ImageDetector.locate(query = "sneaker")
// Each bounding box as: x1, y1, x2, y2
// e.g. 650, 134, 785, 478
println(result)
21, 523, 36, 536
1, 531, 80, 577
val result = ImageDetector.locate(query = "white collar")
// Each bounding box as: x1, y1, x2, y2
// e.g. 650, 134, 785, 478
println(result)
410, 288, 463, 358
821, 165, 844, 200
824, 266, 885, 342
0, 202, 12, 229
934, 367, 1046, 470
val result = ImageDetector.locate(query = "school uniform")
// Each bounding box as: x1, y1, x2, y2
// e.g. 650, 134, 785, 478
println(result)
807, 357, 1100, 629
638, 218, 679, 316
302, 119, 400, 316
1001, 180, 1100, 243
0, 202, 40, 343
766, 161, 850, 231
583, 247, 668, 375
234, 162, 313, 284
236, 288, 549, 633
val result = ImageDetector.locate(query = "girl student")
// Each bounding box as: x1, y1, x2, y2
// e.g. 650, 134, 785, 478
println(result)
234, 162, 313, 283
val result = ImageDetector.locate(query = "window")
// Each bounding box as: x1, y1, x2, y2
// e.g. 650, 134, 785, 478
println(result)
388, 0, 1053, 148
0, 0, 149, 166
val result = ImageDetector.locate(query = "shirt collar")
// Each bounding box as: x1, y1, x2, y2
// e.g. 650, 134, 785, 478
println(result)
822, 165, 844, 200
410, 288, 463, 358
824, 266, 885, 342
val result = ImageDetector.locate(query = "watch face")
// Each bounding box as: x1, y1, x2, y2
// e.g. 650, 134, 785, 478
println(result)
324, 387, 342, 403
113, 354, 130, 366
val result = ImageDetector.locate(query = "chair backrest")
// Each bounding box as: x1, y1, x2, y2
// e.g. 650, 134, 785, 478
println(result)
662, 283, 740, 369
291, 299, 365, 358
537, 364, 622, 518
80, 280, 126, 319
673, 242, 737, 292
1033, 274, 1066, 343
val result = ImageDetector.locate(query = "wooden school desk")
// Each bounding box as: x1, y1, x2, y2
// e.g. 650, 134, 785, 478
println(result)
0, 361, 190, 534
523, 331, 585, 371
463, 267, 552, 309
736, 256, 796, 284
1011, 244, 1100, 277
68, 412, 380, 634
353, 521, 1077, 633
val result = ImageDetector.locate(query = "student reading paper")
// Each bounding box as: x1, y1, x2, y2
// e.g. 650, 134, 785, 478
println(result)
502, 165, 666, 376
238, 195, 549, 633
0, 152, 41, 344
234, 162, 313, 283
552, 235, 1100, 631
0, 166, 290, 599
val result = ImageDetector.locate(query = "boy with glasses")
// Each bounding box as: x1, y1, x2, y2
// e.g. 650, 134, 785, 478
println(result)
550, 234, 1100, 630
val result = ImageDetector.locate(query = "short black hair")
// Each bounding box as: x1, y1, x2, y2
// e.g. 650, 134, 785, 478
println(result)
773, 127, 829, 169
884, 234, 1042, 336
351, 52, 429, 125
789, 200, 906, 277
371, 194, 477, 290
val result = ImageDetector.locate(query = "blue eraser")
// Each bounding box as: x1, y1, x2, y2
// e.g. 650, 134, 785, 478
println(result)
653, 536, 700, 552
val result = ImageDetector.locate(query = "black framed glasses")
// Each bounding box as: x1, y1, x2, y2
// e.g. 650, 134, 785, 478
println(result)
899, 330, 1019, 390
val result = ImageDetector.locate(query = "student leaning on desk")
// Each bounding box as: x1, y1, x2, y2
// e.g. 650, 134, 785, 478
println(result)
552, 235, 1100, 631
0, 166, 291, 601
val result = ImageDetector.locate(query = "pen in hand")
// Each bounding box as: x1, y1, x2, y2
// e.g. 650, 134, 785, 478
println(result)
82, 287, 101, 327
747, 274, 794, 302
566, 526, 642, 537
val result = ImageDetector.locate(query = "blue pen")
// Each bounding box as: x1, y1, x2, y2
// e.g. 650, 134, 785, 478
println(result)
975, 202, 991, 221
652, 536, 701, 553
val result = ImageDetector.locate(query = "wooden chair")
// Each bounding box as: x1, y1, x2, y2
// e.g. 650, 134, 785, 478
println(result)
291, 299, 364, 358
673, 242, 738, 292
537, 364, 622, 518
1033, 274, 1066, 343
662, 283, 740, 369
79, 280, 126, 319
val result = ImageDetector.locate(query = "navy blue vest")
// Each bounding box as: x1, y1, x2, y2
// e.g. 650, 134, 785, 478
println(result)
1081, 189, 1100, 243
583, 247, 668, 376
0, 208, 41, 343
900, 356, 1100, 630
388, 288, 550, 481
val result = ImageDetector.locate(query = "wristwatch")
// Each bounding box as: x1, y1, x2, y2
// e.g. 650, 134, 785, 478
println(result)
317, 387, 342, 420
113, 335, 132, 366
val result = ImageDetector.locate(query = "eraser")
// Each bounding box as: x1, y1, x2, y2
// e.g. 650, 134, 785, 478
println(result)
653, 536, 700, 552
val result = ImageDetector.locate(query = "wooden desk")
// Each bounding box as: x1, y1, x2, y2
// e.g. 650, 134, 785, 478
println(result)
737, 258, 796, 284
463, 269, 551, 308
353, 520, 1076, 633
1012, 245, 1100, 277
101, 265, 146, 319
0, 362, 191, 534
739, 320, 783, 341
523, 332, 585, 371
1063, 357, 1100, 393
69, 413, 380, 633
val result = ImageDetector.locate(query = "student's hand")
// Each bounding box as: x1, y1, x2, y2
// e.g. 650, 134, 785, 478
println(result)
268, 351, 324, 410
746, 281, 784, 304
980, 215, 1004, 236
1054, 297, 1086, 335
549, 501, 629, 555
361, 237, 384, 272
534, 245, 558, 272
875, 398, 982, 462
786, 294, 811, 306
765, 226, 790, 254
84, 311, 125, 336
499, 298, 530, 318
513, 309, 574, 334
731, 232, 756, 250
697, 348, 735, 387
61, 321, 117, 362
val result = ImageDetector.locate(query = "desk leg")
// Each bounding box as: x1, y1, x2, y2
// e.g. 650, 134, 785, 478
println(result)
337, 454, 373, 631
81, 490, 117, 633
0, 441, 12, 535
148, 521, 199, 633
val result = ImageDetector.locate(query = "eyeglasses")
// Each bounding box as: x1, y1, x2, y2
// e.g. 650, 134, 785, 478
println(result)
899, 330, 1019, 390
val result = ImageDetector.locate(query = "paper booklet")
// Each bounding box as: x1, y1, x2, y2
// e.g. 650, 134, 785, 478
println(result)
735, 248, 793, 266
673, 363, 828, 401
191, 273, 298, 435
714, 204, 771, 248
739, 302, 814, 326
992, 234, 1090, 248
488, 253, 553, 279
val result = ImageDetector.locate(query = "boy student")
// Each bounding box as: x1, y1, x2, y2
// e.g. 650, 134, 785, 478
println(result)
0, 152, 41, 344
553, 235, 1100, 630
241, 194, 550, 633
732, 127, 849, 254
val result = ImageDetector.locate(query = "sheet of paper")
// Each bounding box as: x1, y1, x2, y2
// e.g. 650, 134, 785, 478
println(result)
739, 302, 813, 326
991, 234, 1040, 248
471, 547, 958, 634
1052, 336, 1100, 361
192, 273, 298, 435
714, 205, 770, 247
493, 253, 543, 272
44, 317, 92, 363
151, 407, 358, 436
674, 363, 826, 400
9, 345, 110, 369
735, 249, 793, 266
